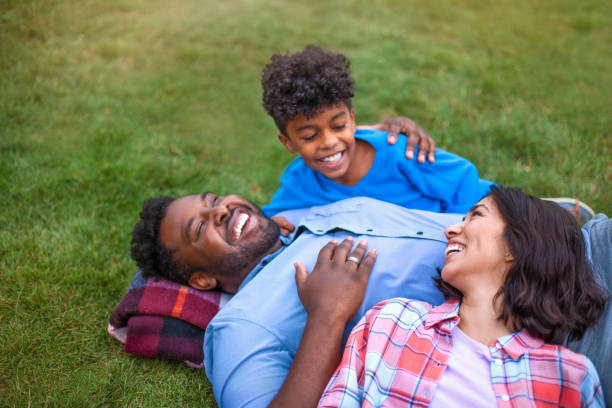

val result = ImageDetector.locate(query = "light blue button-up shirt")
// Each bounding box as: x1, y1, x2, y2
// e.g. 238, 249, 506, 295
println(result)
204, 197, 463, 408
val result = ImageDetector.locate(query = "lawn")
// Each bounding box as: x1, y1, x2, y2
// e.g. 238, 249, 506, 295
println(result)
1, 0, 610, 406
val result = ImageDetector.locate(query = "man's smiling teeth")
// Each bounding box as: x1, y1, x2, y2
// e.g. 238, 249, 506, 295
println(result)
233, 213, 249, 240
445, 244, 464, 257
321, 152, 342, 163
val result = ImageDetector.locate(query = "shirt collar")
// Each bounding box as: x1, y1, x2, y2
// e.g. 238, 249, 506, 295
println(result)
424, 299, 461, 333
237, 241, 287, 291
424, 299, 546, 358
494, 330, 546, 360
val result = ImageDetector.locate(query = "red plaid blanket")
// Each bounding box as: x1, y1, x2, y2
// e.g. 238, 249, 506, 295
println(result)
108, 271, 223, 368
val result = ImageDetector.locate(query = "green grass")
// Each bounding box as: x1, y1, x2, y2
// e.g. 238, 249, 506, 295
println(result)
1, 0, 610, 406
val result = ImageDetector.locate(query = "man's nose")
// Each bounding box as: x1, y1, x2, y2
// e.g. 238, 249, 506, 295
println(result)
203, 204, 229, 225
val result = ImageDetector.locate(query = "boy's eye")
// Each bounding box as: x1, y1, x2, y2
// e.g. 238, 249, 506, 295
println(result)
302, 134, 316, 141
332, 123, 346, 131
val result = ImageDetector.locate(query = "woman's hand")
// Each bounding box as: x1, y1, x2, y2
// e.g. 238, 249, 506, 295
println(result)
358, 116, 436, 163
294, 237, 377, 324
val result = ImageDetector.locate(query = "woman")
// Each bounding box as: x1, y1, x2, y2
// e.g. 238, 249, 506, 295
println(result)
318, 186, 608, 407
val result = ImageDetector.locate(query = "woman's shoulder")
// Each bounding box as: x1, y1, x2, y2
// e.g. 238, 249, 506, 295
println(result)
367, 298, 436, 324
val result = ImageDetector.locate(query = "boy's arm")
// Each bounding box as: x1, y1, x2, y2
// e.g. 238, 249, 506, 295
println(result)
357, 116, 436, 163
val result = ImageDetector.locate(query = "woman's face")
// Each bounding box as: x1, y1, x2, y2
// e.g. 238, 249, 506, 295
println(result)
442, 196, 514, 294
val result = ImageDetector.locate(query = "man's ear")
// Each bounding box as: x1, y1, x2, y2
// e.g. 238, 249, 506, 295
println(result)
188, 271, 217, 291
278, 133, 297, 154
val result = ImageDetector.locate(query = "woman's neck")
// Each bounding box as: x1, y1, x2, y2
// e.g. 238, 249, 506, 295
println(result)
458, 292, 513, 346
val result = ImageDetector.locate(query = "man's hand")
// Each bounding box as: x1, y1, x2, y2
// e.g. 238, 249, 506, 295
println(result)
271, 215, 295, 236
294, 237, 376, 324
269, 237, 376, 408
358, 116, 436, 163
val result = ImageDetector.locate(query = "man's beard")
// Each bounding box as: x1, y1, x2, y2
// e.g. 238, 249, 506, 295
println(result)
211, 206, 280, 278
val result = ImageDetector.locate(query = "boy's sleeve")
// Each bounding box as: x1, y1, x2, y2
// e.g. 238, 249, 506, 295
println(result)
398, 145, 495, 214
262, 157, 329, 217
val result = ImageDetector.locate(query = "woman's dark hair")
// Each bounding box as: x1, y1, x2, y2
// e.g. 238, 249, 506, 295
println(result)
130, 196, 193, 285
261, 44, 354, 135
437, 186, 608, 344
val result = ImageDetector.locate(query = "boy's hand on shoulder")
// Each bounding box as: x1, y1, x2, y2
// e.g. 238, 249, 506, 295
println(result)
358, 116, 436, 163
271, 215, 295, 236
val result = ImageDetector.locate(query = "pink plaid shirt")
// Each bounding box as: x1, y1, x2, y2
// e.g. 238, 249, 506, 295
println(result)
319, 299, 604, 407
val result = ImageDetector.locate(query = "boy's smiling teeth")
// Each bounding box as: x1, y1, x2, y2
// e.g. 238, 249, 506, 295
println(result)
445, 243, 464, 257
233, 213, 249, 240
320, 151, 342, 163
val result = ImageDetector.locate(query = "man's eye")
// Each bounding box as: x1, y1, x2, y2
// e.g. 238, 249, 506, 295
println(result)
196, 221, 205, 238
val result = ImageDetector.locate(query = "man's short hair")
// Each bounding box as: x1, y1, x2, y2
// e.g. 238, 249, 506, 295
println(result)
130, 196, 193, 285
261, 44, 354, 135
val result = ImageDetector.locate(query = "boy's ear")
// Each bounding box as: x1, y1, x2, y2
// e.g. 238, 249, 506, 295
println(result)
349, 108, 356, 131
188, 271, 217, 291
278, 133, 297, 154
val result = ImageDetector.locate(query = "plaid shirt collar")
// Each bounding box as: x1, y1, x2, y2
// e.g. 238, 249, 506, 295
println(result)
424, 299, 546, 360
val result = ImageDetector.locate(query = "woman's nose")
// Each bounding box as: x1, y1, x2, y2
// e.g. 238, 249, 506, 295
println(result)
444, 222, 462, 239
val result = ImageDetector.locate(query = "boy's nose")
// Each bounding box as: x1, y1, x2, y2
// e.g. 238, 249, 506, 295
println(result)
320, 130, 339, 148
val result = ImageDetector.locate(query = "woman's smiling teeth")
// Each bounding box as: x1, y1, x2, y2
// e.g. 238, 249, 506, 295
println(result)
445, 243, 464, 257
233, 213, 249, 241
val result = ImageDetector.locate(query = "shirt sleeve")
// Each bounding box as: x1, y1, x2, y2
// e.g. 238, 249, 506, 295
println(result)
318, 308, 376, 407
398, 146, 495, 214
262, 158, 316, 217
204, 319, 294, 408
581, 357, 605, 407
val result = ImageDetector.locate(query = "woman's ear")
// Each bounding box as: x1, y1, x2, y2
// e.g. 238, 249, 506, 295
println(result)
504, 251, 515, 263
188, 271, 217, 291
278, 133, 297, 154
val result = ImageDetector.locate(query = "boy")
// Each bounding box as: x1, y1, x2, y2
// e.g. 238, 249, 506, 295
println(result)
261, 45, 494, 230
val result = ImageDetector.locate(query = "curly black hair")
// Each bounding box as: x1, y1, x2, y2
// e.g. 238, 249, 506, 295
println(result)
261, 44, 354, 135
436, 186, 608, 344
130, 196, 193, 285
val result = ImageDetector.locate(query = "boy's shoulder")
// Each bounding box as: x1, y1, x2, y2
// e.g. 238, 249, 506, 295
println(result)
354, 128, 392, 150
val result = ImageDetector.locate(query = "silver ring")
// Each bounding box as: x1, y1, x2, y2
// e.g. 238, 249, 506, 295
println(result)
346, 256, 360, 264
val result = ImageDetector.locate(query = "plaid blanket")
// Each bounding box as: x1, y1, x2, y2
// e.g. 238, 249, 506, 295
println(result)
108, 270, 225, 368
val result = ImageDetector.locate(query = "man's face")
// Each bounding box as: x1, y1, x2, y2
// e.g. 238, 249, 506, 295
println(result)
159, 193, 281, 293
279, 103, 356, 184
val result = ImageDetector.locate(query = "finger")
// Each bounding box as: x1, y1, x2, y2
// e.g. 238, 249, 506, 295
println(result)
294, 261, 309, 288
387, 123, 401, 144
405, 132, 418, 160
357, 248, 378, 277
316, 239, 338, 263
332, 236, 354, 261
346, 240, 369, 266
428, 138, 436, 163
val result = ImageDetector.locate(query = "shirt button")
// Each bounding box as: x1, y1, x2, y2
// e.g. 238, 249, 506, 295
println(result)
494, 359, 503, 366
416, 231, 423, 235
501, 394, 509, 401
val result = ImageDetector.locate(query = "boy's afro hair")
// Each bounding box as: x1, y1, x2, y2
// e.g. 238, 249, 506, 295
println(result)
261, 44, 354, 134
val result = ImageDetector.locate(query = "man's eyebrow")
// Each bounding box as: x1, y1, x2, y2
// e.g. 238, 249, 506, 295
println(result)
201, 192, 210, 200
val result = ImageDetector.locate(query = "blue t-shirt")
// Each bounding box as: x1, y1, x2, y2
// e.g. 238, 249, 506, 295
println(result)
262, 129, 495, 216
204, 197, 464, 408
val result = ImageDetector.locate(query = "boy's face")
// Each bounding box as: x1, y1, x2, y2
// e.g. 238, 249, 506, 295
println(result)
279, 103, 356, 183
